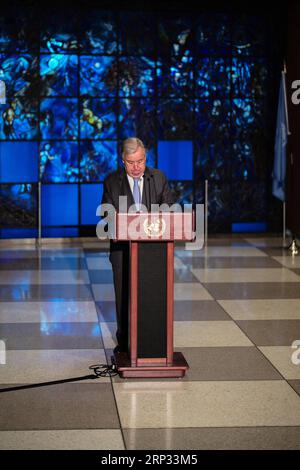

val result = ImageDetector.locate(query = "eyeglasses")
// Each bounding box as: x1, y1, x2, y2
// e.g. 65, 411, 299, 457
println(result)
123, 158, 146, 167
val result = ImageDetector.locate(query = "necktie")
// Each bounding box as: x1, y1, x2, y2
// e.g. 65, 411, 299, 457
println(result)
133, 178, 141, 210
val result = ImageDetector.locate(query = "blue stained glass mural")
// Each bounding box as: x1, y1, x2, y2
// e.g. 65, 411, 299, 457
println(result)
195, 99, 231, 136
231, 137, 267, 181
80, 56, 117, 97
80, 141, 117, 182
0, 54, 38, 97
40, 98, 78, 139
158, 140, 193, 181
232, 222, 267, 232
0, 26, 14, 52
0, 98, 38, 140
232, 181, 266, 222
157, 56, 193, 97
204, 182, 232, 233
231, 98, 266, 138
42, 227, 79, 237
157, 15, 192, 57
41, 184, 78, 226
231, 58, 268, 98
157, 99, 193, 139
195, 184, 205, 204
195, 138, 231, 181
80, 99, 117, 139
81, 183, 103, 225
169, 181, 194, 205
195, 99, 231, 181
40, 54, 78, 96
195, 13, 231, 55
41, 33, 78, 53
119, 99, 156, 143
40, 10, 78, 53
231, 98, 269, 181
119, 57, 155, 97
0, 183, 37, 227
195, 58, 231, 97
0, 12, 38, 52
0, 228, 38, 238
0, 142, 38, 182
0, 6, 279, 238
40, 141, 79, 182
232, 14, 267, 57
119, 12, 156, 55
80, 11, 117, 54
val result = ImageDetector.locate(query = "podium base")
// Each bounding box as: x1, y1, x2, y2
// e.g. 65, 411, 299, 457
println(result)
114, 352, 189, 378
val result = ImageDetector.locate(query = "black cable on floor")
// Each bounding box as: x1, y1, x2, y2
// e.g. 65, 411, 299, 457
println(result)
89, 363, 119, 378
0, 363, 119, 393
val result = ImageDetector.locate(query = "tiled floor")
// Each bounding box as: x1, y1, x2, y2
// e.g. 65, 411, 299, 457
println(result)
0, 236, 300, 450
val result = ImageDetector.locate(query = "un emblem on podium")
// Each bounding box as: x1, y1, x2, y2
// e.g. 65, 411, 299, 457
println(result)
143, 217, 166, 238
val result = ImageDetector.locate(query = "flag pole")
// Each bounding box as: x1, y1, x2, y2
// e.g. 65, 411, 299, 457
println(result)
283, 62, 298, 255
283, 201, 286, 247
282, 63, 290, 248
282, 66, 287, 247
205, 179, 208, 246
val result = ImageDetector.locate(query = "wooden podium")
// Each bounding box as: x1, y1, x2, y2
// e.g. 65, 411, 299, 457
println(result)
113, 211, 195, 378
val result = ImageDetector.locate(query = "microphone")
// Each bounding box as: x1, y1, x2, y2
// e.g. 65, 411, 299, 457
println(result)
151, 174, 158, 203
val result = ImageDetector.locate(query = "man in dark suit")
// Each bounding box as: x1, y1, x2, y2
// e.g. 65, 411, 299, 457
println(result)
101, 137, 176, 354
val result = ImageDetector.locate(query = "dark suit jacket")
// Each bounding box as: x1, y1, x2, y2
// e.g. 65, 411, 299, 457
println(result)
101, 166, 175, 212
101, 166, 176, 255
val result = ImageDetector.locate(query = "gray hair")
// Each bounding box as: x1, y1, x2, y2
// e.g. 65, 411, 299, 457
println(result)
122, 137, 146, 160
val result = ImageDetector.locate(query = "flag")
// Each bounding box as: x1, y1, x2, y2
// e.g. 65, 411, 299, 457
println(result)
272, 72, 289, 202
